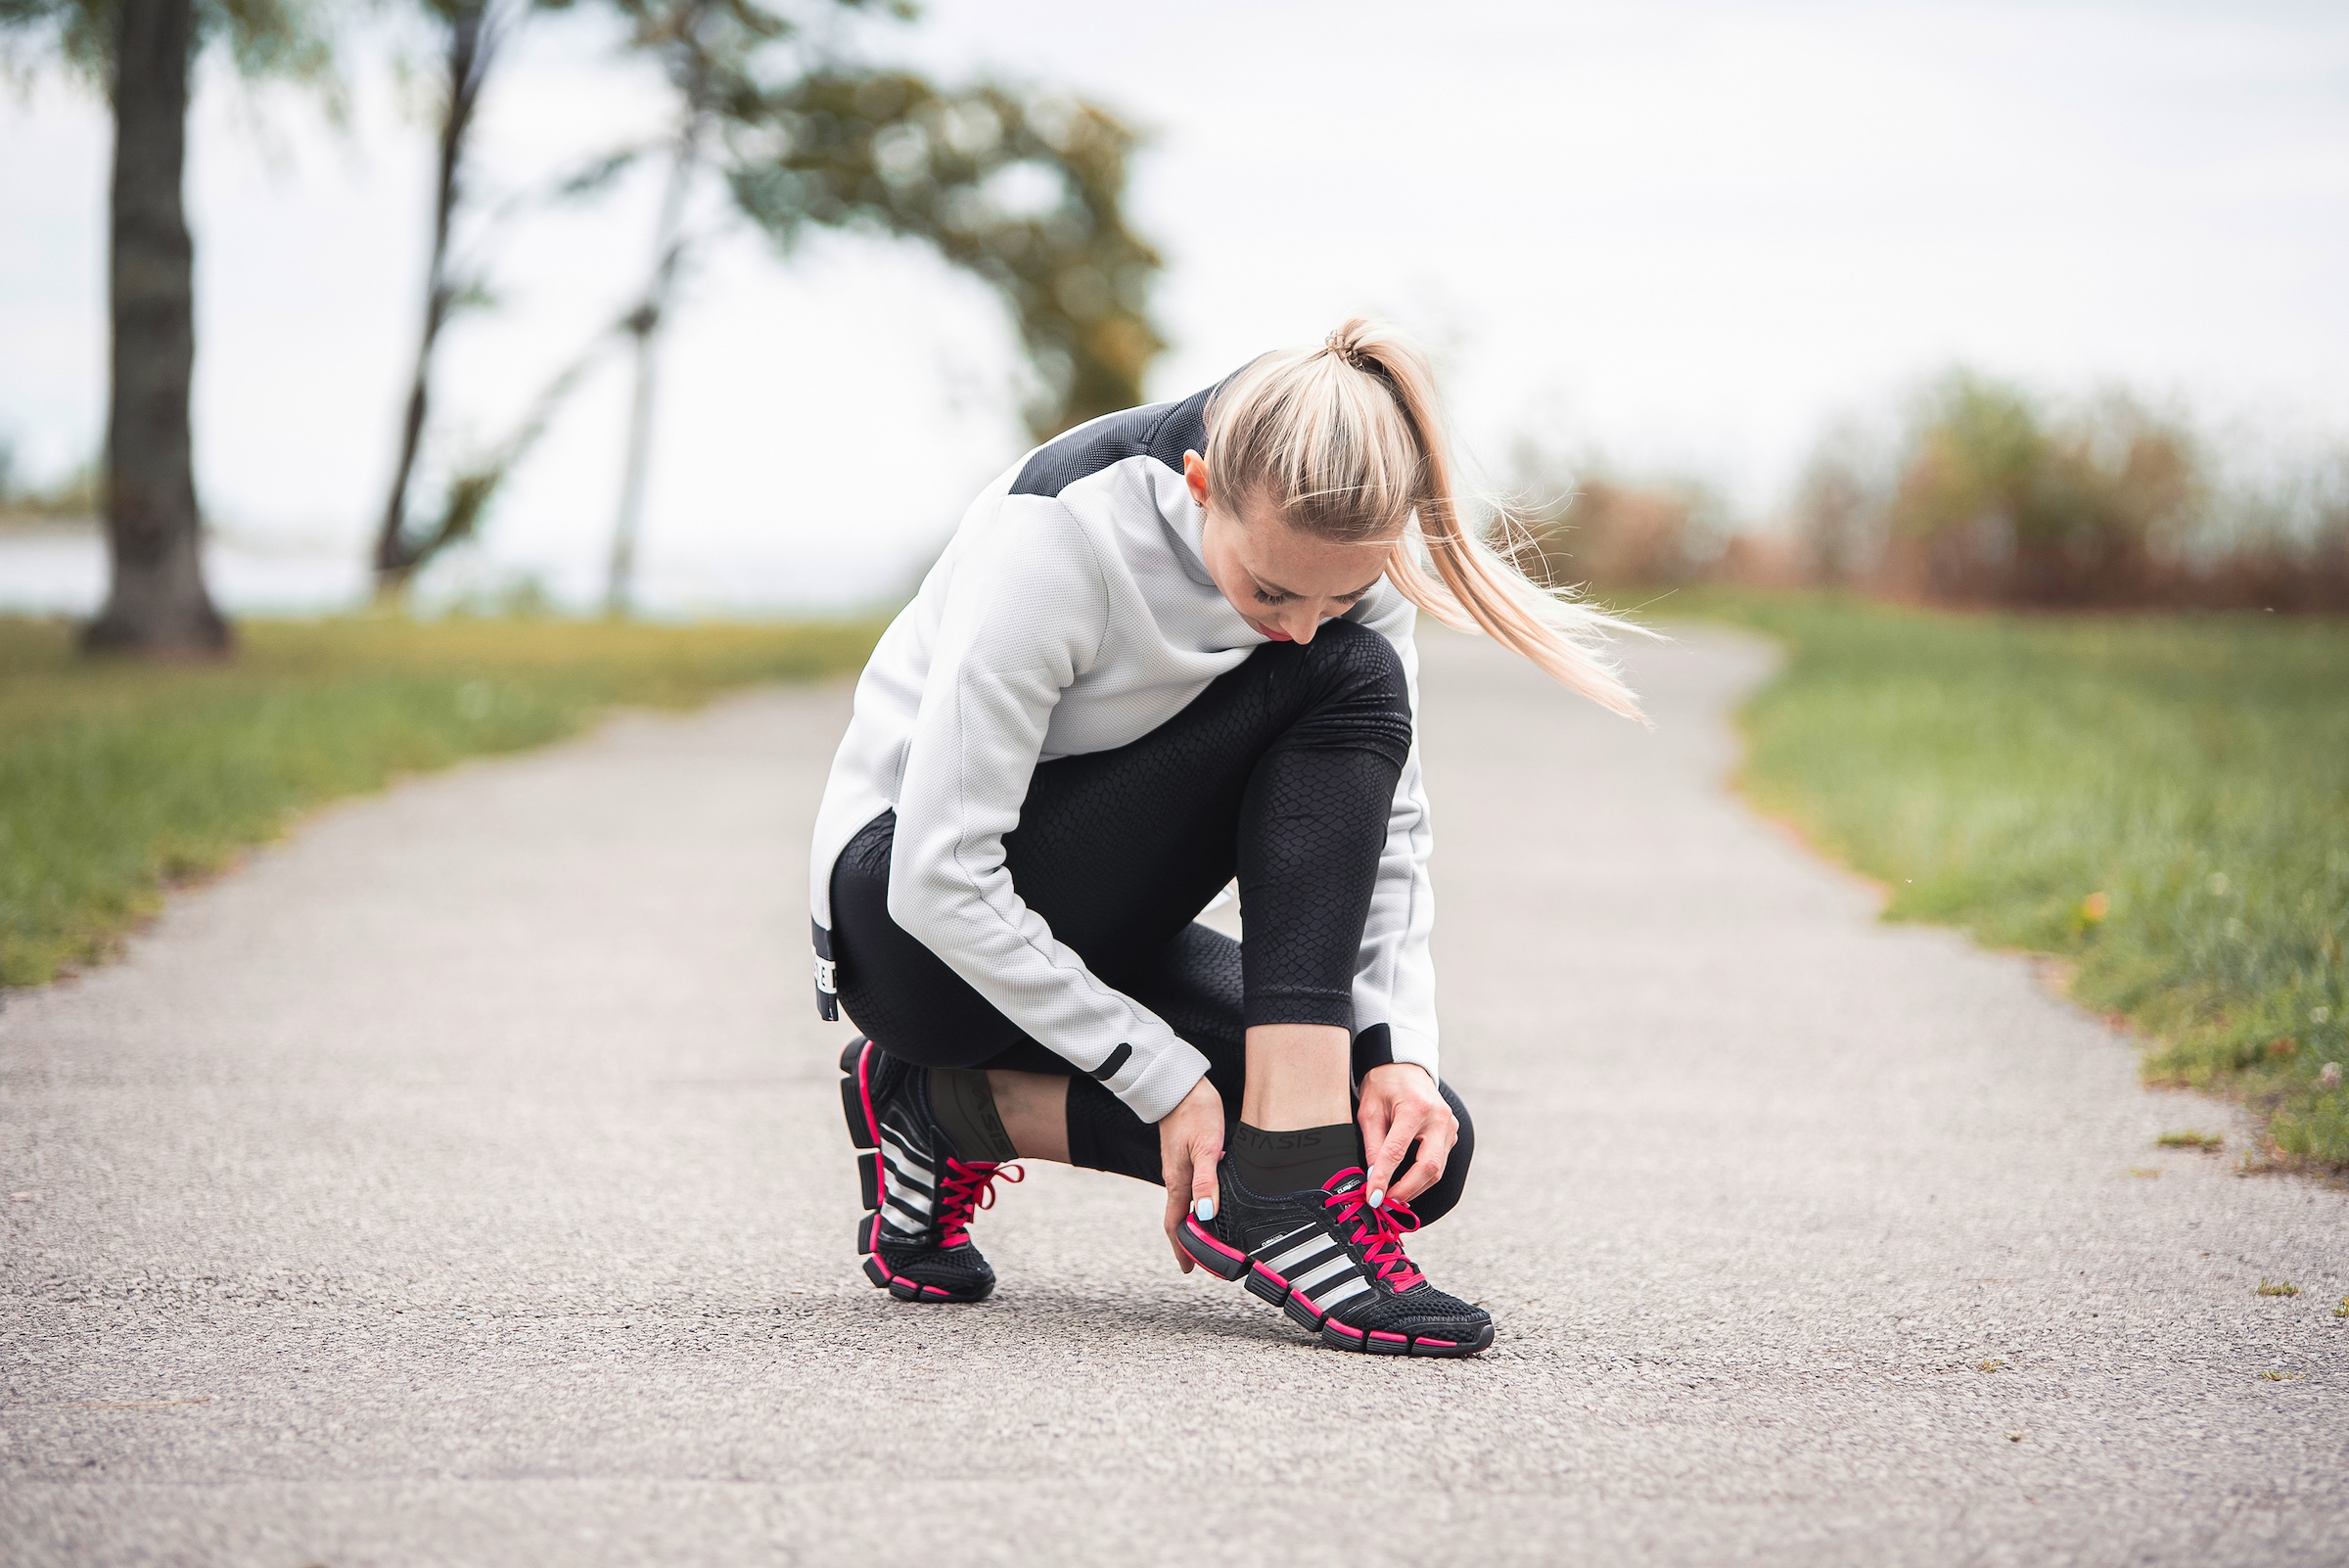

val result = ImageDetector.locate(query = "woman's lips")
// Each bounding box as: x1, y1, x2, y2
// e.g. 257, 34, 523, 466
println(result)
1250, 620, 1293, 641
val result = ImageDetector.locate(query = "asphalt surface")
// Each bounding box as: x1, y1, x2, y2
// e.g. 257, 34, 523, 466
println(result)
3, 626, 2344, 1567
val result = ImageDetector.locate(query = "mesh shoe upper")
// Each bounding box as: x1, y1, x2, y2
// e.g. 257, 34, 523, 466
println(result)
1199, 1161, 1492, 1349
845, 1039, 1020, 1303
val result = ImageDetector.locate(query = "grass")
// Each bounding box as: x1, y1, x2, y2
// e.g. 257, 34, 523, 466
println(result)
1666, 590, 2349, 1170
0, 613, 882, 988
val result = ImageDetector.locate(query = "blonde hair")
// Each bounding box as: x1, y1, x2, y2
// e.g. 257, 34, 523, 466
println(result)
1204, 318, 1647, 722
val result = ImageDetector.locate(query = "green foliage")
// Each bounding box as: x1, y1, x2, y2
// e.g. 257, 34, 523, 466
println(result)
1683, 590, 2349, 1168
0, 613, 882, 987
724, 69, 1163, 437
1881, 374, 2201, 603
0, 0, 335, 88
1790, 372, 2349, 609
381, 0, 1164, 595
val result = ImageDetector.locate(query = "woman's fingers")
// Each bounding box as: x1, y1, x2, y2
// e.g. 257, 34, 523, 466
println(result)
1189, 1125, 1221, 1220
1363, 1098, 1429, 1210
1163, 1153, 1195, 1271
1357, 1064, 1458, 1210
1385, 1117, 1453, 1207
1357, 1091, 1397, 1204
1159, 1076, 1225, 1273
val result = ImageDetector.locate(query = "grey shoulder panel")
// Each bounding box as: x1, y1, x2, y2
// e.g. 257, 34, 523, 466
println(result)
1010, 385, 1215, 499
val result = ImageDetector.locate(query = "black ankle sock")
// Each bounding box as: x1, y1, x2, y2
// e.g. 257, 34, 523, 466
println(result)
1065, 1075, 1154, 1181
1230, 1120, 1359, 1196
926, 1068, 1017, 1162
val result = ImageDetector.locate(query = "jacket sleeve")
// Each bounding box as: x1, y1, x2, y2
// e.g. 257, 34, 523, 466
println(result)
1349, 593, 1440, 1082
885, 495, 1213, 1123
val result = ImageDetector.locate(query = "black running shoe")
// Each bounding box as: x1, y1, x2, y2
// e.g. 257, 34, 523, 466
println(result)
1177, 1161, 1493, 1357
838, 1038, 1022, 1304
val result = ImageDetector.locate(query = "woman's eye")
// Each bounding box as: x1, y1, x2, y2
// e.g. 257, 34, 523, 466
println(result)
1253, 588, 1289, 605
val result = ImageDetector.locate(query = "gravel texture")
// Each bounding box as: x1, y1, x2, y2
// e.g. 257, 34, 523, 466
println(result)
3, 625, 2343, 1566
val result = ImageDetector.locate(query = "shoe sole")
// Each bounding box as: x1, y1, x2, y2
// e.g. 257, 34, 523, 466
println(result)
1176, 1215, 1493, 1359
839, 1038, 991, 1305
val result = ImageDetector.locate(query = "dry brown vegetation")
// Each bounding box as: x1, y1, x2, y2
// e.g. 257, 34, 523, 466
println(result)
1526, 372, 2349, 610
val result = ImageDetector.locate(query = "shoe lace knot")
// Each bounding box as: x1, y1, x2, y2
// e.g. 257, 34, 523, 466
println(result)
1322, 1168, 1425, 1291
935, 1159, 1022, 1246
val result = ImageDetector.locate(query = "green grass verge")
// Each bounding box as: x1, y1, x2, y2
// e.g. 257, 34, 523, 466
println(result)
0, 613, 883, 988
1668, 590, 2349, 1169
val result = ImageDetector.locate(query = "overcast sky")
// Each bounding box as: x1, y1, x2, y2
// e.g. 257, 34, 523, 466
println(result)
4, 0, 2346, 612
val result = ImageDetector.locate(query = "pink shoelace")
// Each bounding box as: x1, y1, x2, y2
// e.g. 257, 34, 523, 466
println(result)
935, 1159, 1023, 1247
1321, 1168, 1426, 1291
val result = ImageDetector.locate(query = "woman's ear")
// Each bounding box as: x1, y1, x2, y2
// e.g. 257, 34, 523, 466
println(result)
1182, 450, 1211, 510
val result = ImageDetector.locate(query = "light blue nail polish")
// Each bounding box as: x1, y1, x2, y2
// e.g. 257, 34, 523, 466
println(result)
1368, 1189, 1386, 1209
1193, 1197, 1216, 1222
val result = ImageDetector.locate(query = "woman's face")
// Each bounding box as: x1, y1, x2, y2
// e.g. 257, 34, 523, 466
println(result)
1183, 451, 1390, 644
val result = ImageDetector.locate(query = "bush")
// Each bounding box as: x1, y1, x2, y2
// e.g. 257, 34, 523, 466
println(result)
1793, 373, 2349, 611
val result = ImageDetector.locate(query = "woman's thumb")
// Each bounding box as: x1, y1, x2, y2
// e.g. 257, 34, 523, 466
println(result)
1189, 1135, 1221, 1222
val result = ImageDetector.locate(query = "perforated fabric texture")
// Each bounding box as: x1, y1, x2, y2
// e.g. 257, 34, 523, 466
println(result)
831, 618, 1478, 1222
831, 619, 1406, 1071
874, 1234, 997, 1294
1325, 1277, 1491, 1339
861, 1044, 1001, 1292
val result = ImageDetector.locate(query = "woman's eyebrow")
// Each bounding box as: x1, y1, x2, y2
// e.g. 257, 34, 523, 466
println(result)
1254, 573, 1383, 599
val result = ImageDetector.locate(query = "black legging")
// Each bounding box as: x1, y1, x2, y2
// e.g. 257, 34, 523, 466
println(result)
826, 617, 1474, 1224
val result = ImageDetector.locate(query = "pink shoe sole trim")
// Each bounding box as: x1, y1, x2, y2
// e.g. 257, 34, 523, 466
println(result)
1183, 1219, 1246, 1262
1370, 1331, 1407, 1344
1252, 1264, 1290, 1287
1325, 1319, 1364, 1340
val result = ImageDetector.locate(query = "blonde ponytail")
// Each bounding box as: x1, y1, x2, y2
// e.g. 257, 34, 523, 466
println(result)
1204, 317, 1648, 723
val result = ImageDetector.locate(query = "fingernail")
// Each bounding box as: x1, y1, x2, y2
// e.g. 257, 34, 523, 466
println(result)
1368, 1189, 1385, 1209
1193, 1198, 1216, 1222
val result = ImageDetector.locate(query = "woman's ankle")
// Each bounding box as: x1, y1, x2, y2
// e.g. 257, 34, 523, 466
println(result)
1239, 1023, 1352, 1130
985, 1069, 1072, 1163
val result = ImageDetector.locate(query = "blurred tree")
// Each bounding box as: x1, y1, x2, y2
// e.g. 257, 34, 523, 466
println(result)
1790, 420, 1882, 586
1516, 457, 1727, 592
1886, 373, 2201, 605
368, 0, 1163, 608
372, 0, 546, 597
599, 0, 1164, 611
722, 69, 1164, 443
1, 0, 334, 655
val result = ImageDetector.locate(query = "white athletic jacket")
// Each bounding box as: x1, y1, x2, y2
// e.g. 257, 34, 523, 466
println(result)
807, 387, 1438, 1123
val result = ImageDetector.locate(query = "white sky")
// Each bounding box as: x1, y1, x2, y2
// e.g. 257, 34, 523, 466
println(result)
4, 0, 2346, 613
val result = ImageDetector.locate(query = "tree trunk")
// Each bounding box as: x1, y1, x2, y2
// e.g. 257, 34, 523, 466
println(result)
604, 15, 711, 619
374, 0, 494, 599
84, 0, 230, 657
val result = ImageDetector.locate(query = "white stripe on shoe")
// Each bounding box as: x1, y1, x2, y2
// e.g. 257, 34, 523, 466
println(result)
1266, 1233, 1338, 1274
880, 1153, 933, 1199
1290, 1255, 1357, 1295
1304, 1273, 1372, 1313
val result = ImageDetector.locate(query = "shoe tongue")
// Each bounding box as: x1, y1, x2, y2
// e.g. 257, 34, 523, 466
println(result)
1326, 1172, 1367, 1197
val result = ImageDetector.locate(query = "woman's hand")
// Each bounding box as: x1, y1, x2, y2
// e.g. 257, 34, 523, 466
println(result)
1158, 1075, 1225, 1271
1359, 1062, 1454, 1210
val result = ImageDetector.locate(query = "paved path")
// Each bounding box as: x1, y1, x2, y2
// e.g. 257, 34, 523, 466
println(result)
3, 628, 2343, 1567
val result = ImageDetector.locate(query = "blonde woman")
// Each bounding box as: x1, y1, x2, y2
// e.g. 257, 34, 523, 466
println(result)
811, 319, 1640, 1357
